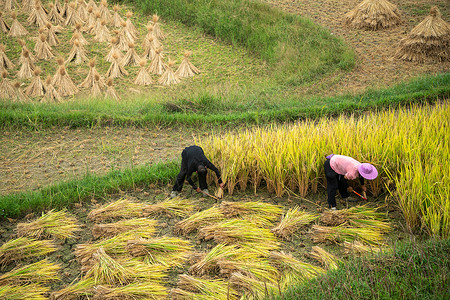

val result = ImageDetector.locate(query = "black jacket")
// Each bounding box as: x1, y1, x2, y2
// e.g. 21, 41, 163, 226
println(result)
182, 146, 223, 189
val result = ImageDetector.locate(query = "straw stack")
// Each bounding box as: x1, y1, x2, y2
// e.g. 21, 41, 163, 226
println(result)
4, 0, 20, 12
25, 67, 46, 97
19, 39, 37, 63
125, 11, 138, 40
106, 37, 122, 62
66, 39, 88, 64
159, 60, 180, 85
17, 49, 35, 79
45, 22, 60, 46
99, 0, 112, 20
151, 14, 165, 40
106, 52, 128, 78
0, 12, 10, 33
44, 75, 62, 102
121, 42, 141, 66
134, 59, 152, 86
65, 2, 84, 26
176, 51, 200, 78
112, 5, 124, 27
35, 34, 55, 60
0, 44, 15, 71
396, 6, 449, 62
148, 47, 166, 75
105, 78, 119, 101
48, 3, 64, 24
94, 19, 111, 43
72, 23, 88, 45
344, 0, 402, 30
13, 81, 31, 102
79, 58, 104, 89
9, 11, 29, 37
28, 1, 49, 28
53, 64, 79, 97
0, 70, 16, 99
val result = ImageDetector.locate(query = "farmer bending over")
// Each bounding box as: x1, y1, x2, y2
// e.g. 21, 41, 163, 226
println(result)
324, 154, 378, 210
171, 145, 224, 198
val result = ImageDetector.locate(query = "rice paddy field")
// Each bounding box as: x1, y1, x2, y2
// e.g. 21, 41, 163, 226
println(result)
0, 0, 449, 299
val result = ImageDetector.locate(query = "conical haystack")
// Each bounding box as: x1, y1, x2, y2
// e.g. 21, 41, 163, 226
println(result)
87, 0, 97, 11
66, 39, 88, 64
0, 12, 10, 33
396, 6, 449, 62
105, 37, 123, 63
0, 44, 15, 70
106, 52, 128, 78
48, 3, 64, 25
9, 12, 29, 37
104, 78, 119, 101
112, 5, 124, 27
125, 11, 138, 39
94, 19, 111, 43
134, 59, 152, 86
18, 49, 36, 79
85, 6, 96, 29
44, 75, 62, 102
142, 36, 156, 60
147, 47, 166, 75
344, 0, 401, 30
77, 0, 89, 21
45, 22, 60, 46
60, 0, 69, 18
25, 67, 46, 97
151, 14, 166, 40
65, 2, 84, 26
4, 0, 20, 12
19, 39, 37, 63
54, 65, 79, 96
119, 21, 134, 49
71, 25, 88, 46
54, 0, 64, 14
35, 34, 55, 60
0, 70, 16, 99
176, 51, 200, 78
90, 73, 103, 97
159, 60, 180, 85
13, 81, 31, 102
121, 42, 141, 66
79, 58, 105, 89
99, 0, 112, 21
28, 1, 49, 28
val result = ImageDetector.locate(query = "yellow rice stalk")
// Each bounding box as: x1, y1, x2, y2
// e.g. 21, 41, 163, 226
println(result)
92, 218, 158, 239
343, 240, 383, 255
220, 201, 283, 227
177, 274, 239, 300
16, 209, 80, 240
49, 278, 95, 300
84, 247, 130, 285
229, 272, 278, 299
269, 251, 324, 281
189, 244, 238, 275
119, 259, 168, 282
175, 206, 225, 235
198, 219, 279, 250
0, 259, 60, 285
93, 282, 168, 299
217, 259, 279, 284
87, 198, 145, 222
0, 237, 56, 267
143, 197, 197, 218
311, 225, 384, 245
0, 283, 48, 300
127, 236, 192, 267
309, 246, 342, 270
272, 207, 319, 240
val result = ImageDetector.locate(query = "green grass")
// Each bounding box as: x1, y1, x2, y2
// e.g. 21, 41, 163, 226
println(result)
273, 238, 450, 300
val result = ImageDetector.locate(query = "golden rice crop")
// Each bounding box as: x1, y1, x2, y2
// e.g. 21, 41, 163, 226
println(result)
93, 282, 168, 299
229, 272, 278, 299
49, 278, 95, 300
174, 206, 224, 235
220, 201, 283, 227
217, 258, 279, 284
143, 197, 198, 217
119, 259, 168, 282
176, 274, 239, 300
88, 198, 145, 222
311, 225, 385, 245
343, 240, 383, 255
84, 247, 130, 285
92, 218, 158, 239
269, 251, 324, 281
0, 237, 56, 267
189, 244, 238, 275
272, 207, 319, 240
16, 209, 79, 240
0, 283, 49, 300
0, 259, 60, 285
309, 246, 342, 270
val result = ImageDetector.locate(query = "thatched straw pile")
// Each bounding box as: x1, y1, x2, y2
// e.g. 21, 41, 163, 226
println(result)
112, 5, 124, 27
106, 52, 128, 78
125, 11, 137, 40
12, 81, 31, 102
105, 78, 119, 100
309, 246, 341, 270
4, 0, 20, 12
121, 42, 141, 66
19, 39, 37, 63
0, 44, 15, 70
176, 50, 200, 78
94, 19, 111, 43
45, 22, 60, 46
66, 39, 88, 64
151, 14, 165, 40
106, 36, 122, 62
17, 49, 35, 79
9, 11, 29, 37
35, 34, 55, 60
344, 0, 402, 30
0, 70, 17, 99
44, 75, 62, 102
0, 12, 10, 33
158, 59, 180, 85
71, 24, 88, 46
48, 3, 64, 25
53, 64, 79, 96
396, 6, 449, 62
148, 47, 166, 75
134, 59, 152, 85
28, 1, 49, 28
79, 58, 104, 89
25, 67, 46, 97
65, 2, 84, 26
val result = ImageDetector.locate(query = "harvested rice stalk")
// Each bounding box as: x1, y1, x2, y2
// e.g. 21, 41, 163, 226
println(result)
119, 259, 168, 282
44, 75, 62, 102
0, 283, 49, 300
0, 44, 14, 70
230, 272, 278, 299
92, 218, 158, 239
88, 198, 145, 222
85, 247, 130, 285
269, 251, 324, 280
66, 39, 88, 64
9, 11, 29, 37
0, 70, 16, 99
79, 58, 105, 89
94, 19, 111, 43
105, 78, 119, 101
28, 2, 49, 28
0, 259, 60, 285
175, 51, 200, 78
158, 59, 180, 85
125, 11, 138, 39
25, 67, 46, 97
17, 49, 35, 79
19, 39, 37, 63
48, 3, 65, 25
127, 236, 192, 267
45, 22, 60, 46
217, 258, 279, 283
220, 201, 283, 227
344, 0, 402, 30
176, 274, 239, 300
99, 0, 112, 20
121, 42, 141, 66
0, 237, 56, 267
93, 282, 168, 299
0, 12, 10, 33
134, 59, 152, 85
91, 74, 103, 97
147, 47, 166, 75
12, 81, 30, 102
143, 197, 197, 218
71, 25, 88, 46
65, 2, 84, 26
343, 240, 383, 255
54, 66, 79, 97
16, 209, 80, 240
189, 244, 238, 275
50, 278, 95, 300
3, 0, 20, 12
309, 246, 341, 270
106, 52, 128, 78
311, 225, 385, 245
112, 5, 124, 27
175, 206, 225, 235
151, 14, 166, 40
105, 37, 122, 63
272, 207, 318, 240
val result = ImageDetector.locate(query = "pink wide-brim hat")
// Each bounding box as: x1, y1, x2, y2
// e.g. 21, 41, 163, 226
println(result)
358, 163, 378, 180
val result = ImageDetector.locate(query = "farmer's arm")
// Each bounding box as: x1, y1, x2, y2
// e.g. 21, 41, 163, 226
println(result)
205, 160, 223, 184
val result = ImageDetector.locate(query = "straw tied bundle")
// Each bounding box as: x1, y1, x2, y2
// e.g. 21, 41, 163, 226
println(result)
344, 0, 402, 30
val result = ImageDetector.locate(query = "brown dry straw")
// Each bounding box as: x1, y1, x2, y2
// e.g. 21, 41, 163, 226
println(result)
44, 75, 62, 102
0, 71, 16, 100
71, 24, 89, 46
158, 59, 180, 85
25, 67, 46, 97
9, 11, 29, 37
4, 0, 20, 12
134, 59, 153, 86
105, 36, 123, 63
48, 3, 65, 25
90, 73, 103, 97
65, 1, 84, 26
66, 39, 88, 64
125, 11, 138, 39
0, 12, 10, 33
17, 49, 36, 79
12, 81, 31, 102
106, 52, 128, 78
105, 78, 119, 101
99, 0, 112, 20
112, 5, 124, 27
45, 22, 61, 46
53, 65, 79, 96
79, 58, 105, 89
94, 19, 111, 43
121, 42, 141, 66
0, 44, 15, 70
396, 6, 449, 62
344, 0, 402, 30
92, 218, 158, 239
35, 34, 55, 60
151, 14, 166, 40
148, 47, 166, 75
28, 1, 49, 28
176, 50, 201, 78
19, 39, 37, 63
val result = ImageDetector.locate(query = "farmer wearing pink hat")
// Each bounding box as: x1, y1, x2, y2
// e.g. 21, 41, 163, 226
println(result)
324, 154, 378, 210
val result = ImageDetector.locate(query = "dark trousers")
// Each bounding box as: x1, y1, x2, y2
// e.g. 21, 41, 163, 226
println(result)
324, 159, 350, 208
172, 159, 208, 192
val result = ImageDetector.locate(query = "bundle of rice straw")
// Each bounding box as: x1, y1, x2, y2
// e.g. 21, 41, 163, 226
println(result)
343, 240, 382, 255
112, 5, 124, 27
176, 51, 201, 78
0, 259, 60, 285
396, 6, 449, 62
174, 275, 238, 300
93, 282, 168, 299
17, 49, 36, 79
119, 20, 134, 49
90, 73, 103, 97
229, 272, 278, 299
35, 34, 55, 60
106, 52, 128, 78
151, 14, 166, 40
4, 0, 20, 12
121, 42, 141, 66
311, 224, 385, 245
105, 78, 119, 101
44, 75, 62, 102
54, 65, 79, 96
143, 197, 197, 218
134, 59, 152, 85
48, 3, 64, 24
0, 284, 49, 300
0, 71, 18, 99
84, 247, 130, 285
16, 209, 80, 240
148, 47, 166, 75
87, 0, 97, 11
188, 244, 238, 275
85, 6, 96, 29
142, 35, 156, 60
45, 22, 60, 46
77, 0, 88, 21
54, 0, 64, 14
174, 206, 225, 235
94, 19, 111, 43
71, 24, 88, 46
0, 237, 56, 268
59, 0, 69, 18
0, 44, 15, 70
13, 81, 30, 102
143, 24, 161, 49
105, 36, 123, 62
28, 1, 49, 28
125, 11, 138, 40
271, 207, 319, 240
309, 246, 341, 270
0, 12, 10, 33
344, 0, 401, 30
50, 278, 95, 300
99, 0, 112, 20
79, 58, 105, 89
65, 2, 84, 26
21, 0, 34, 13
269, 251, 324, 281
220, 201, 283, 227
19, 39, 37, 63
88, 198, 144, 222
92, 218, 158, 239
25, 67, 46, 97
66, 39, 88, 64
9, 11, 29, 37
158, 59, 180, 85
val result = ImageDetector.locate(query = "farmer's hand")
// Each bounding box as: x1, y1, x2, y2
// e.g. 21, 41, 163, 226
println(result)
196, 187, 202, 193
219, 182, 225, 189
361, 185, 367, 192
347, 186, 354, 193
